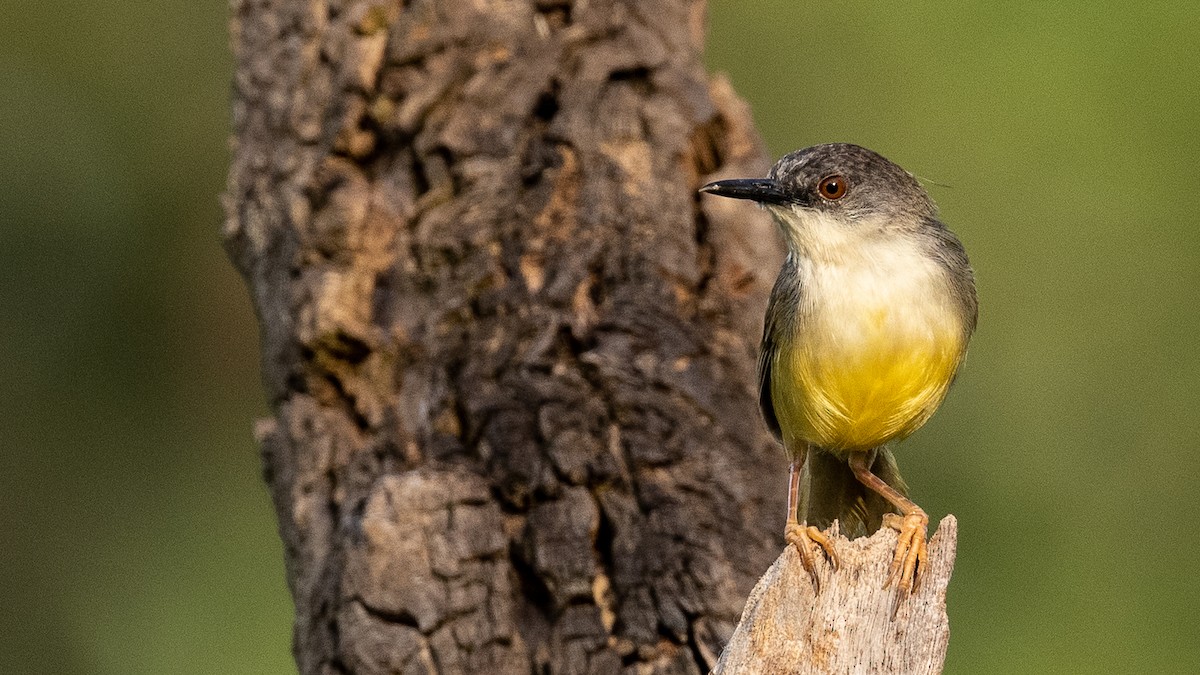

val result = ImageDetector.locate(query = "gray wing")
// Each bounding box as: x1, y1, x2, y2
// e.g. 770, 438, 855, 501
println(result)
758, 254, 800, 441
922, 218, 978, 338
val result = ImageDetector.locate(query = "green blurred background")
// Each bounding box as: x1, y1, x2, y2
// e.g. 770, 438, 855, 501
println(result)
3, 1, 1198, 672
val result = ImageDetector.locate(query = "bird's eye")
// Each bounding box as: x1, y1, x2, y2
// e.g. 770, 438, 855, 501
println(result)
817, 175, 848, 200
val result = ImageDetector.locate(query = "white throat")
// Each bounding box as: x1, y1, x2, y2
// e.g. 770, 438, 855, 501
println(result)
768, 205, 959, 337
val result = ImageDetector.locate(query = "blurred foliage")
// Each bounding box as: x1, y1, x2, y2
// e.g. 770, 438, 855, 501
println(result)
0, 1, 290, 673
1, 1, 1196, 673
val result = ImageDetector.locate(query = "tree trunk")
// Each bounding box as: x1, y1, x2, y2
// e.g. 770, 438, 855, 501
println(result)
224, 1, 788, 672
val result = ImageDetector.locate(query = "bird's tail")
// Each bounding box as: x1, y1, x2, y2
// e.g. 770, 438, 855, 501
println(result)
801, 447, 908, 538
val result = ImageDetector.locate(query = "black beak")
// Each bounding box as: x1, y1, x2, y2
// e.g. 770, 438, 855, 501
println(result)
699, 178, 794, 205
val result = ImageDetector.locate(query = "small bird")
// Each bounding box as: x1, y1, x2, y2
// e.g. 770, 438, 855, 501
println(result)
700, 144, 977, 593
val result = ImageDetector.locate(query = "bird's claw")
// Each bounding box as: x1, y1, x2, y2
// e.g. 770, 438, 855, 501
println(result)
882, 511, 928, 594
785, 520, 840, 592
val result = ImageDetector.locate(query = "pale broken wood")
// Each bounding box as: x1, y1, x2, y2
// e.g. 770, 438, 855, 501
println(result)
714, 515, 958, 674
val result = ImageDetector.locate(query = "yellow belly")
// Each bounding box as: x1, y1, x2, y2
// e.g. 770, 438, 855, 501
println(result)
772, 311, 965, 452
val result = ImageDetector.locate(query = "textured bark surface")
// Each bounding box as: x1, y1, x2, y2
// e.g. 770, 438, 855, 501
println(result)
715, 517, 957, 674
224, 1, 792, 672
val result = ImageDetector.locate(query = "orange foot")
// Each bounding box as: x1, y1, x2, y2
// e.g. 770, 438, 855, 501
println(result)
882, 511, 929, 593
785, 520, 840, 592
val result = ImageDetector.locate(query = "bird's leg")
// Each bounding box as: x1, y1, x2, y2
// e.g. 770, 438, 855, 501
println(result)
784, 448, 839, 591
848, 451, 928, 594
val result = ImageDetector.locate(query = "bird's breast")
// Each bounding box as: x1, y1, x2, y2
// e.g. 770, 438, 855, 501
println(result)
771, 240, 967, 451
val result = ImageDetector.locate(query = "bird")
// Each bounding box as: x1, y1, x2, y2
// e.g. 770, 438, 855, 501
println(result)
700, 143, 977, 593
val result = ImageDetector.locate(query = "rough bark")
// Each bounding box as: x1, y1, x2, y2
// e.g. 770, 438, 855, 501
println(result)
224, 0, 791, 672
715, 517, 957, 674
